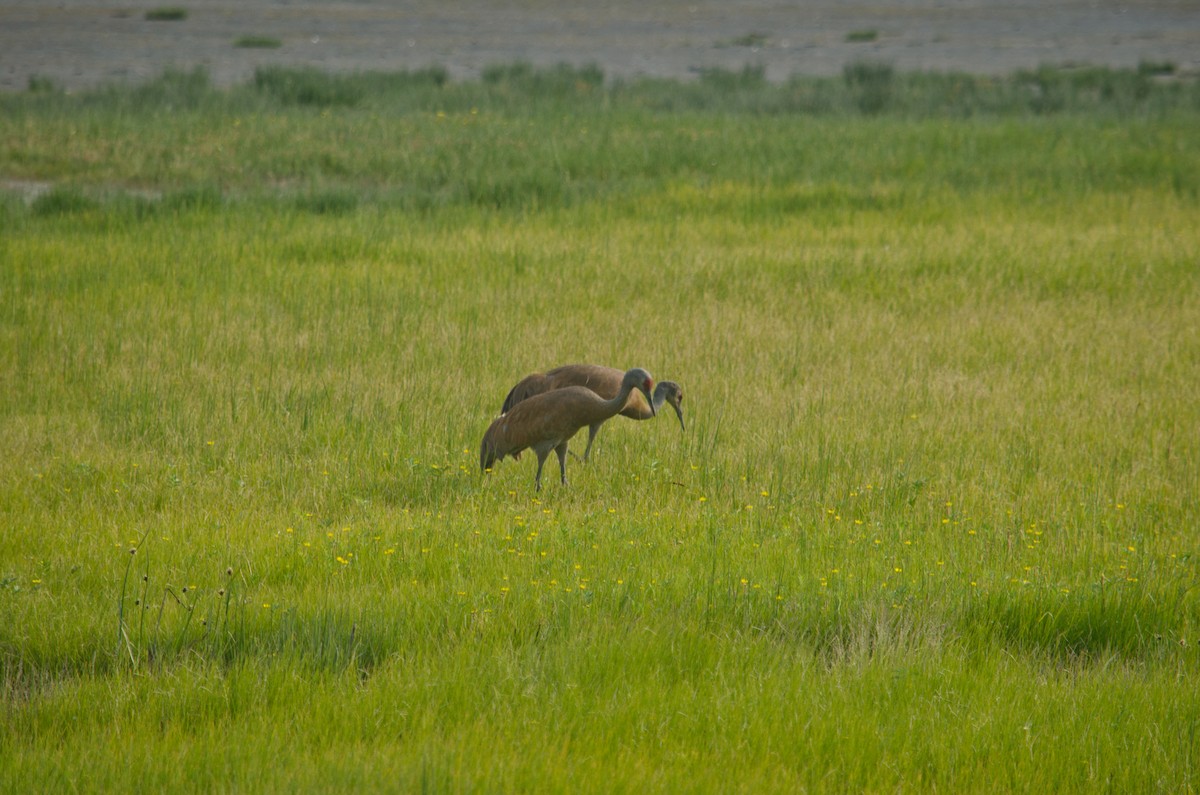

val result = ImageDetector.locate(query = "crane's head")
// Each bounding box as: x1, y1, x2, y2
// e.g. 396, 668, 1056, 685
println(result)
623, 368, 656, 417
657, 381, 685, 431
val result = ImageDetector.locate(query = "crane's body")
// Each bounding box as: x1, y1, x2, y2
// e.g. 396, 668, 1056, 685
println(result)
501, 364, 684, 461
481, 368, 656, 490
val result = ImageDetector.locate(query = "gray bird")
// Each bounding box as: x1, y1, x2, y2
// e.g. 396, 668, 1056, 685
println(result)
481, 368, 656, 490
500, 364, 685, 462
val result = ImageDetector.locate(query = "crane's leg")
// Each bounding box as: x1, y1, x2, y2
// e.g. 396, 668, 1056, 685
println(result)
534, 450, 549, 491
555, 442, 569, 486
580, 423, 602, 463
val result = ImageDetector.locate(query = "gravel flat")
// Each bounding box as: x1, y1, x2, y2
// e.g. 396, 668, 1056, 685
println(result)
2, 0, 1198, 92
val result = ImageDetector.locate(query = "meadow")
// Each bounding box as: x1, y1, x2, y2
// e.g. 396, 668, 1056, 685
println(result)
2, 63, 1199, 792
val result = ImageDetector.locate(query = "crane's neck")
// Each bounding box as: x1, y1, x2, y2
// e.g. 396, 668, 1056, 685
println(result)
605, 380, 638, 418
651, 383, 668, 412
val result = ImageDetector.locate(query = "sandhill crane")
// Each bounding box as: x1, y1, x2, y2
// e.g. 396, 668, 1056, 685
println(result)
501, 364, 685, 462
481, 367, 656, 490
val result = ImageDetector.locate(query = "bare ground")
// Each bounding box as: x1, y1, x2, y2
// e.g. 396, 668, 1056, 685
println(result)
1, 0, 1198, 92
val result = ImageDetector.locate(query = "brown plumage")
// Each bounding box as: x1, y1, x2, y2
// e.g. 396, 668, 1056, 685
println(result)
501, 364, 685, 462
481, 368, 656, 490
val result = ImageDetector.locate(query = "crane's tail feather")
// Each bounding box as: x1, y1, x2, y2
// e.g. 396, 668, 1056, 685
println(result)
500, 383, 525, 415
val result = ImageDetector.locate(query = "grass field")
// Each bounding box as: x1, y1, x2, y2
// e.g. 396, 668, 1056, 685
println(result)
2, 64, 1199, 792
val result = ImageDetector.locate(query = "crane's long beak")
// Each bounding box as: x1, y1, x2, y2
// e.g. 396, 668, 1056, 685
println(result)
644, 386, 656, 417
672, 402, 685, 431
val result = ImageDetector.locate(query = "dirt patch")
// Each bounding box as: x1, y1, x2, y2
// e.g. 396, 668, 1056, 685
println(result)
2, 0, 1198, 92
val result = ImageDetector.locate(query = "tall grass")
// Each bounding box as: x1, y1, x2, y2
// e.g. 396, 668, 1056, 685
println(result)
1, 64, 1198, 791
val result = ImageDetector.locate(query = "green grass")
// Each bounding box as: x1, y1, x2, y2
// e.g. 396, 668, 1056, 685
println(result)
145, 7, 188, 22
846, 29, 879, 43
1, 63, 1198, 792
721, 32, 769, 48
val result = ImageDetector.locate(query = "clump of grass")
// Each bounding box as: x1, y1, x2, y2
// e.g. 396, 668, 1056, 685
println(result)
253, 66, 365, 107
481, 61, 604, 99
30, 187, 97, 217
145, 7, 187, 21
161, 184, 224, 213
846, 29, 879, 43
698, 63, 767, 91
960, 586, 1185, 659
1015, 64, 1164, 114
291, 189, 359, 215
1137, 60, 1176, 76
727, 32, 768, 48
234, 35, 282, 49
81, 66, 215, 112
116, 545, 244, 672
115, 545, 139, 663
26, 75, 60, 94
0, 192, 22, 225
843, 59, 894, 113
133, 66, 213, 108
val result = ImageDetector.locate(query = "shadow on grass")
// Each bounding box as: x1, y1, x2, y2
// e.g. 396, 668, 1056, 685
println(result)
959, 584, 1192, 661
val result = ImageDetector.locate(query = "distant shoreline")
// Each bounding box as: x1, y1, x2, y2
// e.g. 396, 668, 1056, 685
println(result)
2, 0, 1197, 93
